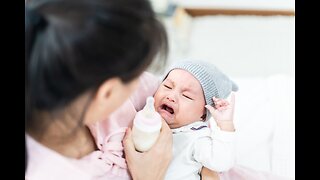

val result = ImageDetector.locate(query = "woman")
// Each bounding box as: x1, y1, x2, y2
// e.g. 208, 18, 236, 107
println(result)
25, 0, 171, 179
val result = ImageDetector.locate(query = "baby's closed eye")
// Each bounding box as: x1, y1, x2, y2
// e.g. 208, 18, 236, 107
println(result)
183, 94, 193, 100
163, 84, 172, 89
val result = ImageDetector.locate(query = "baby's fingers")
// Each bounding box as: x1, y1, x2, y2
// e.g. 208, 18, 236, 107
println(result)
216, 106, 228, 111
212, 97, 229, 107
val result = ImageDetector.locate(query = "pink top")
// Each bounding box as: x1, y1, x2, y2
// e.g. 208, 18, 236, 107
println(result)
25, 72, 161, 180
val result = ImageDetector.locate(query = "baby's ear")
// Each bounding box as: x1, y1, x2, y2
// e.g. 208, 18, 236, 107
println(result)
201, 113, 206, 121
212, 102, 216, 108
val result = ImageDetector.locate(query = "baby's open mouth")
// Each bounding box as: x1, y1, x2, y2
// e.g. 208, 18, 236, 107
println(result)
161, 104, 174, 114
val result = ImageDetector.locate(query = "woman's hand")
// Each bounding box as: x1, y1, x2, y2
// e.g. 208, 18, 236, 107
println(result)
205, 93, 235, 131
200, 167, 220, 180
123, 119, 173, 180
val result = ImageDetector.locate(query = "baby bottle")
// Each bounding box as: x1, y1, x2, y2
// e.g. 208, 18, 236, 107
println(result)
132, 96, 162, 152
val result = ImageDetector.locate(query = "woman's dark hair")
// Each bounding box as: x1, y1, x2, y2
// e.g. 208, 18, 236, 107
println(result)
25, 0, 168, 172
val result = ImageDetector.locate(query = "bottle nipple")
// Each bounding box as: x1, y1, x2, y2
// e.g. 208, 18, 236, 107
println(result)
144, 96, 155, 118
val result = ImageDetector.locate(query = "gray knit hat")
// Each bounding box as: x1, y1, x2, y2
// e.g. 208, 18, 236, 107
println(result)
163, 60, 238, 119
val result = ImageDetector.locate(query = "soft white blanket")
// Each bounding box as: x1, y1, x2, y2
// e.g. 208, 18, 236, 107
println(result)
232, 74, 294, 179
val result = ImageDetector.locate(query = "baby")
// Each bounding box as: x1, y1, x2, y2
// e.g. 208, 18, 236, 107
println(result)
153, 60, 238, 180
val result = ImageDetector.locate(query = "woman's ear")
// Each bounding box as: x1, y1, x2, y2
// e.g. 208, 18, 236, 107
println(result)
94, 77, 123, 110
85, 77, 139, 125
96, 77, 120, 101
93, 76, 139, 117
86, 77, 123, 122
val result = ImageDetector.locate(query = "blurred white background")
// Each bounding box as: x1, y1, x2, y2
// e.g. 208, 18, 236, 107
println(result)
148, 0, 295, 179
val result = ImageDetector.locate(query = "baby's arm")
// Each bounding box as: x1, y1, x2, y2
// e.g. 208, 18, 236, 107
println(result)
193, 128, 235, 172
194, 94, 236, 172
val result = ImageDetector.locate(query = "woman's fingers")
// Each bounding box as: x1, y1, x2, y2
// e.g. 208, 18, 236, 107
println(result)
200, 167, 220, 180
125, 119, 173, 180
123, 128, 137, 159
151, 119, 173, 153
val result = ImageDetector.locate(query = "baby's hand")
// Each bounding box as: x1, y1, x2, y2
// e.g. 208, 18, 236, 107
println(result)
205, 93, 235, 131
211, 96, 230, 111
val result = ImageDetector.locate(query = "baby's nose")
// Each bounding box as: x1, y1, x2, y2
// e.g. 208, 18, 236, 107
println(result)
166, 95, 175, 102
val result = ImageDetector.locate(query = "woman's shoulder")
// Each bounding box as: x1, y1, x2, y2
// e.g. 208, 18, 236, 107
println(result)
25, 135, 92, 180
